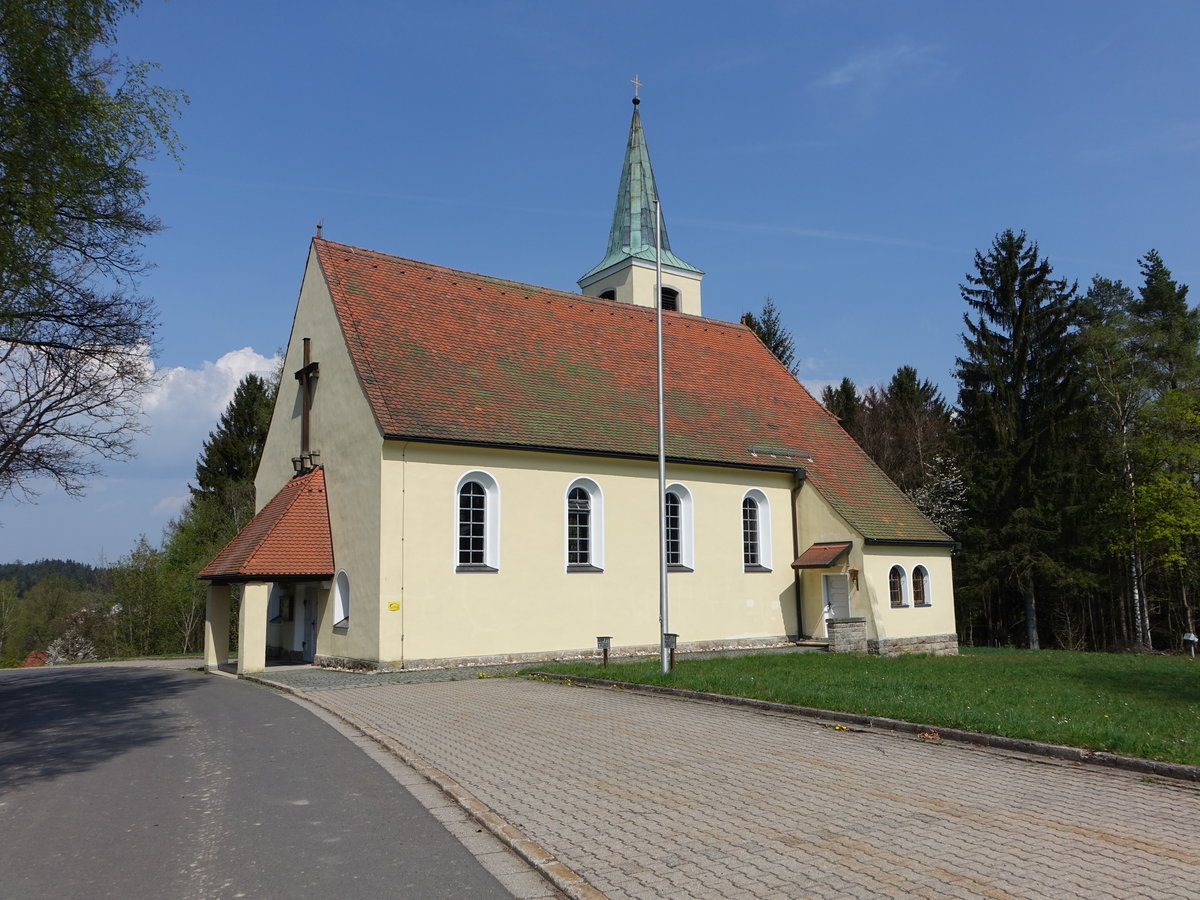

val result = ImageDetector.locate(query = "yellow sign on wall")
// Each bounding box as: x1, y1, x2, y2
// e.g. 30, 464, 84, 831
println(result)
387, 602, 400, 611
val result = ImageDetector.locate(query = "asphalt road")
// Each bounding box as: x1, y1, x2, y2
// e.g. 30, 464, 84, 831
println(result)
0, 665, 514, 899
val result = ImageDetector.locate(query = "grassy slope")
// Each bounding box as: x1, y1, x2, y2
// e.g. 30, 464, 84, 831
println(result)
524, 648, 1200, 766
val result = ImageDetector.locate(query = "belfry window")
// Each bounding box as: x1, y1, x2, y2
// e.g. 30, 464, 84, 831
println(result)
599, 289, 616, 301
660, 287, 678, 311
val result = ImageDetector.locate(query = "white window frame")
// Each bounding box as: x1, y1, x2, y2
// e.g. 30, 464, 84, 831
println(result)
741, 489, 772, 572
564, 477, 604, 572
332, 569, 351, 628
454, 470, 500, 572
888, 564, 908, 608
665, 482, 694, 572
912, 564, 931, 607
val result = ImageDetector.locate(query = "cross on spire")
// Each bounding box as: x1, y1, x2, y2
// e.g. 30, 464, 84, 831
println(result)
631, 73, 643, 102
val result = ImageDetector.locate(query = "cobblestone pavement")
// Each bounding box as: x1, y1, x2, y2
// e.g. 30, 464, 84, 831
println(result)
301, 677, 1199, 900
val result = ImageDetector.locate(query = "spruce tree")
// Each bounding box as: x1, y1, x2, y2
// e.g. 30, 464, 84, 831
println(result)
743, 296, 797, 375
1131, 250, 1198, 396
191, 373, 275, 521
820, 377, 860, 432
955, 230, 1085, 649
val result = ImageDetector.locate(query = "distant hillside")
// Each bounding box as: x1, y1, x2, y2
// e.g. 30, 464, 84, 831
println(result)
0, 559, 104, 595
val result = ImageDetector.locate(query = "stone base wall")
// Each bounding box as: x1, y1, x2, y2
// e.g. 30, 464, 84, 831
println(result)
314, 635, 819, 672
868, 634, 959, 657
827, 618, 867, 653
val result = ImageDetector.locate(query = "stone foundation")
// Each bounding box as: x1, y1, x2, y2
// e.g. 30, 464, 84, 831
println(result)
826, 618, 867, 653
314, 635, 822, 672
868, 634, 959, 657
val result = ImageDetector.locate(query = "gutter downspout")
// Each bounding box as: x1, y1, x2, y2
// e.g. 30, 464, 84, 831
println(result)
791, 468, 807, 639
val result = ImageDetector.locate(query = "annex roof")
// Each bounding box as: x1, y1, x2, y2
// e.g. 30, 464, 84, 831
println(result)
792, 541, 853, 569
198, 467, 334, 582
314, 238, 950, 544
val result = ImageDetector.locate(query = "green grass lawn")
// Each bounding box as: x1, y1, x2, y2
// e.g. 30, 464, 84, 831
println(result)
523, 648, 1200, 766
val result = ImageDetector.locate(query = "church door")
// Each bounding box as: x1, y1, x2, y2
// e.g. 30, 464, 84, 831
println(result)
823, 574, 850, 635
302, 586, 317, 663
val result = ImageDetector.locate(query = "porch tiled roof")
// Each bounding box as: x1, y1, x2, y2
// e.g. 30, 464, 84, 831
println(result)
198, 467, 334, 582
792, 541, 854, 569
314, 239, 950, 544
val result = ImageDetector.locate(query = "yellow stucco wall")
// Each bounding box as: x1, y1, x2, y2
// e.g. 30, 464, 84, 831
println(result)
861, 544, 956, 640
255, 244, 383, 664
378, 443, 798, 663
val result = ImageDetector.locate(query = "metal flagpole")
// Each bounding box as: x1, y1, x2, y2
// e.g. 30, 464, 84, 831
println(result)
656, 198, 669, 675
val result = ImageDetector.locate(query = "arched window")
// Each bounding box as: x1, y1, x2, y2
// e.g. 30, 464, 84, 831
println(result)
742, 498, 759, 565
455, 471, 499, 571
913, 565, 930, 606
660, 287, 679, 311
889, 565, 907, 608
599, 289, 616, 301
333, 570, 350, 628
742, 489, 772, 571
664, 483, 694, 571
565, 478, 604, 571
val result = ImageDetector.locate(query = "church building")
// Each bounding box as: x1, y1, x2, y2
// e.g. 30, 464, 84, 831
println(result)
200, 97, 958, 674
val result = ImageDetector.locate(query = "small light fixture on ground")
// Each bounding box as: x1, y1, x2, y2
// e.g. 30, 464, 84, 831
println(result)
597, 636, 612, 668
1184, 632, 1198, 659
663, 632, 678, 671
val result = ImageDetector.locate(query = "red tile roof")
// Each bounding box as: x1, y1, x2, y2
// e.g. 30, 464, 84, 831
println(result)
198, 467, 334, 581
314, 239, 949, 544
793, 541, 854, 569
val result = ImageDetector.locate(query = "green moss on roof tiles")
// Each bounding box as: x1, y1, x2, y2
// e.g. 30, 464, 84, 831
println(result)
313, 238, 949, 545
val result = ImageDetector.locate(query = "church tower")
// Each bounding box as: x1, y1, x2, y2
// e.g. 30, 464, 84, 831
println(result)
578, 91, 704, 315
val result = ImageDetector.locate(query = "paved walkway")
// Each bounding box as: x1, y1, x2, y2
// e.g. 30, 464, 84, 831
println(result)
274, 674, 1199, 900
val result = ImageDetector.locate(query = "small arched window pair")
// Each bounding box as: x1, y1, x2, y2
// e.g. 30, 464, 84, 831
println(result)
889, 565, 931, 607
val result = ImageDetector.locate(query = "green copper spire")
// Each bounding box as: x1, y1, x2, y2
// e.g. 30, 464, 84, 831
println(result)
580, 100, 702, 282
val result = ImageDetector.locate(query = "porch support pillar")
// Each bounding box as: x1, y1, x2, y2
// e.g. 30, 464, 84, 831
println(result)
205, 583, 232, 671
237, 581, 271, 675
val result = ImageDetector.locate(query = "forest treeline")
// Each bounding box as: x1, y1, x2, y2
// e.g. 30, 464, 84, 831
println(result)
0, 374, 274, 666
812, 231, 1197, 652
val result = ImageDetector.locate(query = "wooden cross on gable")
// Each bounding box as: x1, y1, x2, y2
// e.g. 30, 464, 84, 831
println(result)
293, 337, 320, 468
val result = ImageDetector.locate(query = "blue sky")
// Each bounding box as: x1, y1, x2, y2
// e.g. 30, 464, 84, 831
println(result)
3, 0, 1198, 565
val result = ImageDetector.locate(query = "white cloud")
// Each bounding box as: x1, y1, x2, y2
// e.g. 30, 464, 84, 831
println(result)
0, 347, 280, 565
136, 347, 279, 470
813, 41, 955, 93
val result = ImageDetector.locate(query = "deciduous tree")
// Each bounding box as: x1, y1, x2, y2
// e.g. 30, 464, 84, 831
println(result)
0, 0, 185, 500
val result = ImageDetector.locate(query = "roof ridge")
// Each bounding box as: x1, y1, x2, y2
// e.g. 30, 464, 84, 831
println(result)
314, 236, 739, 328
